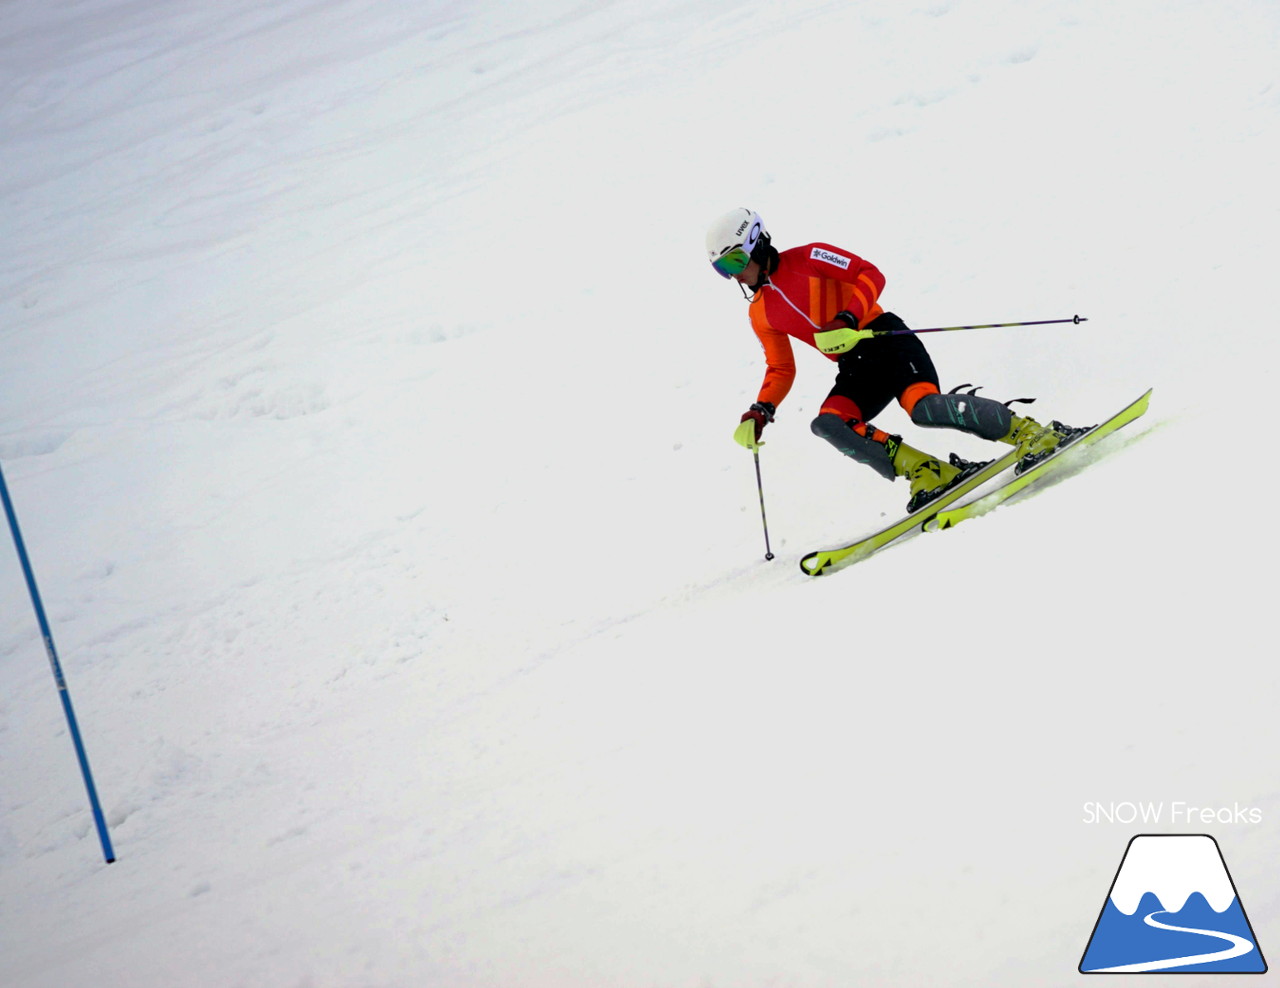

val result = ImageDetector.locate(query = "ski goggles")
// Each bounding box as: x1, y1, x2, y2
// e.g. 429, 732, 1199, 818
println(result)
711, 246, 752, 279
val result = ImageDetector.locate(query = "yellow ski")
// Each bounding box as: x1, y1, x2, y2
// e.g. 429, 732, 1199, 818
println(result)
925, 388, 1153, 533
799, 446, 1024, 575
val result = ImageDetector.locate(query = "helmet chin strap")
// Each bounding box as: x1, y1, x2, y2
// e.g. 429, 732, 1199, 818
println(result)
741, 245, 777, 297
733, 244, 774, 299
740, 265, 769, 298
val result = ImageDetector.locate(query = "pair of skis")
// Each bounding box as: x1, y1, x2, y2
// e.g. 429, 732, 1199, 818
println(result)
798, 389, 1153, 576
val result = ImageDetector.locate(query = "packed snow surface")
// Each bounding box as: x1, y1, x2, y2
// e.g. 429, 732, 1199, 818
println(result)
2, 1, 1278, 985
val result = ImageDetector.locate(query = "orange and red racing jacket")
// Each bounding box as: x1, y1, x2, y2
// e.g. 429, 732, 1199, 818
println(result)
748, 242, 886, 408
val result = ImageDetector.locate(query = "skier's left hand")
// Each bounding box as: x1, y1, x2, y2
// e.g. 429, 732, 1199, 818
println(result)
814, 319, 875, 355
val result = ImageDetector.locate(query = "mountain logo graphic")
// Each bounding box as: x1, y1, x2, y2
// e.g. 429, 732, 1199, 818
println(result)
1080, 834, 1267, 974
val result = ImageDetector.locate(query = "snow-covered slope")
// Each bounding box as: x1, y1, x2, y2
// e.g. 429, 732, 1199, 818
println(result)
3, 1, 1278, 985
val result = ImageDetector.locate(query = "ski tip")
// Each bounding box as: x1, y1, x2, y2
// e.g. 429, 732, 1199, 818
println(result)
799, 554, 825, 576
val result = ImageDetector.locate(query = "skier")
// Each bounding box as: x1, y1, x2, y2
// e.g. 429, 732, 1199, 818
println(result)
706, 208, 1088, 511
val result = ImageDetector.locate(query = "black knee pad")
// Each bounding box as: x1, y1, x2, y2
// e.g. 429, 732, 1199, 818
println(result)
910, 392, 1011, 441
811, 413, 897, 480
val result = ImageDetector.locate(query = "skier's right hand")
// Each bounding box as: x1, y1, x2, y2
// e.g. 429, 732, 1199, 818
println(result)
814, 323, 875, 355
734, 402, 775, 448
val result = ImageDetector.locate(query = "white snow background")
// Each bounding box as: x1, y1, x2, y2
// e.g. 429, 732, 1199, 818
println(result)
2, 1, 1278, 985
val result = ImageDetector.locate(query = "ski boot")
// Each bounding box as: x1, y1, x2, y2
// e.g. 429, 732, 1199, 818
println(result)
1008, 417, 1093, 474
895, 445, 991, 514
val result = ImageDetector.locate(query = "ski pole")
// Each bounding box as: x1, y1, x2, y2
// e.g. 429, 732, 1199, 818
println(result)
751, 447, 775, 561
878, 314, 1088, 336
0, 460, 115, 864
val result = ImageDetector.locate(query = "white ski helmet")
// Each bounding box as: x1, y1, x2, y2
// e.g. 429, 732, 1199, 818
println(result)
705, 208, 769, 278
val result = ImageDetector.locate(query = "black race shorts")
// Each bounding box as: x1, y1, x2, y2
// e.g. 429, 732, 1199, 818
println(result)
822, 312, 939, 422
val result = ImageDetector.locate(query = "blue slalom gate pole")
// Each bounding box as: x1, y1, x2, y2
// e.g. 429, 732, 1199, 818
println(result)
0, 460, 115, 864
